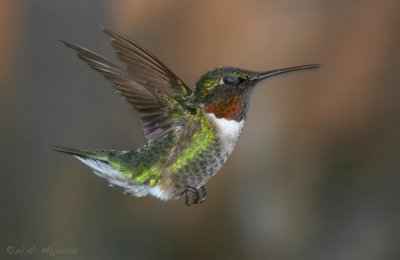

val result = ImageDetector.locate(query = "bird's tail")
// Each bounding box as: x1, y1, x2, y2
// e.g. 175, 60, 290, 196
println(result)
53, 146, 108, 161
53, 146, 150, 197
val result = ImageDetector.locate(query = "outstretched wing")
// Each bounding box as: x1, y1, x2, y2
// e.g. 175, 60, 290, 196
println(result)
62, 29, 195, 140
102, 27, 192, 103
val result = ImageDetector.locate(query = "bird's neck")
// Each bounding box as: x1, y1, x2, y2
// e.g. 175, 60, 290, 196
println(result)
205, 112, 245, 154
204, 96, 244, 121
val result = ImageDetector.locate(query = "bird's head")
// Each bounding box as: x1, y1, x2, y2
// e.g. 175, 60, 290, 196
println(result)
194, 64, 319, 121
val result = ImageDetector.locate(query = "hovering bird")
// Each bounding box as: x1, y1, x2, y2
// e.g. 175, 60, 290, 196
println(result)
55, 27, 319, 206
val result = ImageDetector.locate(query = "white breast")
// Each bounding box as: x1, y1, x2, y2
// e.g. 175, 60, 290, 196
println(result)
206, 113, 245, 153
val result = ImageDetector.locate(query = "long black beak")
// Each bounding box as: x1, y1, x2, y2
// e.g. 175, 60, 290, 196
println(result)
250, 64, 320, 82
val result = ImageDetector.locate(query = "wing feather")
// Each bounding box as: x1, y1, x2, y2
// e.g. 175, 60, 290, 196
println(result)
62, 41, 185, 139
62, 28, 198, 140
102, 27, 192, 99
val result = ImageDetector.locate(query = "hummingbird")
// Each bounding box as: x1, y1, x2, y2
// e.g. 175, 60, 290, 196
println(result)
55, 27, 319, 206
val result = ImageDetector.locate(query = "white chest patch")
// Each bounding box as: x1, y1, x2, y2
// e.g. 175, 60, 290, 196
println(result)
206, 113, 244, 152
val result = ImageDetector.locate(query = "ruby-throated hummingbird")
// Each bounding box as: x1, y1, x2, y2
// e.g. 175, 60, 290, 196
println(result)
55, 27, 319, 206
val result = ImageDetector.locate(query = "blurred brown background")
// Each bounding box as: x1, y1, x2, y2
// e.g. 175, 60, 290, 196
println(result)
1, 0, 400, 259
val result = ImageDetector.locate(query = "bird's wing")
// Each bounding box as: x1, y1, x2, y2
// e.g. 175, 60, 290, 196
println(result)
62, 32, 195, 140
102, 27, 192, 103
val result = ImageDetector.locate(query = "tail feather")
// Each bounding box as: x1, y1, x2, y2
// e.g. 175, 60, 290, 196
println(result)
53, 146, 108, 161
53, 146, 150, 197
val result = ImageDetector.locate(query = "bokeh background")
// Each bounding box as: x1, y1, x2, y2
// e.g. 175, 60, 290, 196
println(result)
1, 0, 400, 259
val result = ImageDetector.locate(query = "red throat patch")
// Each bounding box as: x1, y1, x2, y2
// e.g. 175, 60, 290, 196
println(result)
204, 96, 242, 120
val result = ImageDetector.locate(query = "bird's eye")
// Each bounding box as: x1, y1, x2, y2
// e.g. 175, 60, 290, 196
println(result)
222, 75, 238, 85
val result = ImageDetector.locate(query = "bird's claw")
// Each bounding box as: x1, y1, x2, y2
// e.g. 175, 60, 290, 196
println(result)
181, 186, 207, 206
199, 186, 207, 203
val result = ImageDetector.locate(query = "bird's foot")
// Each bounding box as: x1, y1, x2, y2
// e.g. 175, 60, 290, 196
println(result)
181, 186, 207, 206
199, 186, 207, 203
